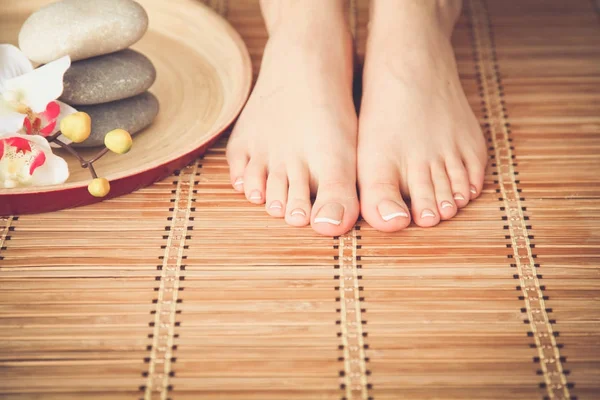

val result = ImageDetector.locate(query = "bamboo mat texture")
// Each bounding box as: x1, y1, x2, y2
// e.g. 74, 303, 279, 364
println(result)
1, 0, 599, 399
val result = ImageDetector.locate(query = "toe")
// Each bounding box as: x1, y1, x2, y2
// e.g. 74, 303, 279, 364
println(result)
311, 179, 359, 236
243, 159, 267, 204
431, 163, 457, 220
408, 166, 441, 227
285, 166, 312, 227
225, 143, 249, 193
463, 152, 487, 200
445, 157, 471, 208
359, 166, 410, 232
265, 169, 288, 217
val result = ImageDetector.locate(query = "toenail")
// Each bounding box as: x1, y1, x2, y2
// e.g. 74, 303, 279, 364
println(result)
291, 208, 307, 218
382, 212, 409, 222
421, 209, 436, 219
249, 190, 262, 201
314, 203, 344, 225
269, 201, 283, 210
470, 185, 477, 194
233, 178, 244, 188
453, 193, 465, 201
441, 201, 454, 209
377, 200, 409, 222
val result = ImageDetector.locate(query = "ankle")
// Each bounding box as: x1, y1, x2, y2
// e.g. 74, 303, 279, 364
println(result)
261, 0, 350, 37
364, 1, 464, 88
366, 0, 461, 72
261, 2, 353, 73
369, 0, 461, 39
436, 0, 462, 34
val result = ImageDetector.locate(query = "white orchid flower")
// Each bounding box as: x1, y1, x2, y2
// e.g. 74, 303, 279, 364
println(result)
0, 134, 69, 188
0, 44, 76, 140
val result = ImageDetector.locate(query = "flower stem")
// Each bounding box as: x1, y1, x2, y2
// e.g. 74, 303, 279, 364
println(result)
45, 131, 62, 143
88, 148, 110, 164
54, 138, 105, 180
54, 139, 86, 167
88, 163, 99, 179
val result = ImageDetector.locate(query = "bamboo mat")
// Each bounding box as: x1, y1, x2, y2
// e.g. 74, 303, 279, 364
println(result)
1, 0, 599, 399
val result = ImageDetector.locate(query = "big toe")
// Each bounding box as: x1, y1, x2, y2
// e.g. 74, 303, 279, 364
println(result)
359, 178, 411, 232
311, 180, 359, 236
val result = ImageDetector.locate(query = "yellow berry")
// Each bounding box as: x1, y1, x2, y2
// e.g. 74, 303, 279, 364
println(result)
104, 129, 132, 154
60, 112, 91, 143
88, 178, 110, 198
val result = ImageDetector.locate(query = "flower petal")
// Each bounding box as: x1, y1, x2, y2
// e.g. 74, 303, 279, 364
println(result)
41, 101, 60, 120
4, 55, 70, 113
23, 116, 32, 134
29, 149, 46, 175
5, 136, 32, 153
29, 146, 69, 186
38, 101, 61, 136
0, 98, 26, 136
40, 120, 57, 135
0, 134, 69, 187
23, 133, 52, 151
54, 101, 77, 131
48, 100, 77, 146
0, 44, 33, 93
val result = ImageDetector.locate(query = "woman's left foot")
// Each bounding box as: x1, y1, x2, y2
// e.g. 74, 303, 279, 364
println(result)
357, 0, 487, 232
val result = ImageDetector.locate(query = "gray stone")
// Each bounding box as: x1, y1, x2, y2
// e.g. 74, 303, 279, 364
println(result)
72, 91, 159, 148
60, 49, 156, 105
19, 0, 148, 64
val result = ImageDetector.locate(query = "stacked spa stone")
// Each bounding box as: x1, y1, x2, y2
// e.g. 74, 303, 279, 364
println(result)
19, 0, 159, 147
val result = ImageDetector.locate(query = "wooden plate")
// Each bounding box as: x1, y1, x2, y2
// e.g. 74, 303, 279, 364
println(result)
0, 0, 252, 215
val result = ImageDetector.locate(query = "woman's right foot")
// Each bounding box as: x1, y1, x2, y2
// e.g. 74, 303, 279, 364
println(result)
226, 0, 360, 236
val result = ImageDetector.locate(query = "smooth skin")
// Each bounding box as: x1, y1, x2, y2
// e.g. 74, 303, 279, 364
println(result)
226, 0, 487, 236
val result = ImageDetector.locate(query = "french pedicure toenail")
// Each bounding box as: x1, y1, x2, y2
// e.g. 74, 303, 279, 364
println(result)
269, 201, 283, 210
470, 185, 477, 194
421, 209, 436, 219
314, 203, 344, 225
249, 190, 262, 201
453, 193, 465, 201
378, 200, 409, 222
234, 178, 244, 189
441, 201, 454, 209
291, 209, 307, 217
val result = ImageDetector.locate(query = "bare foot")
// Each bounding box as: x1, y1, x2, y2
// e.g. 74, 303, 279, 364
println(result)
226, 0, 359, 236
358, 0, 487, 232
